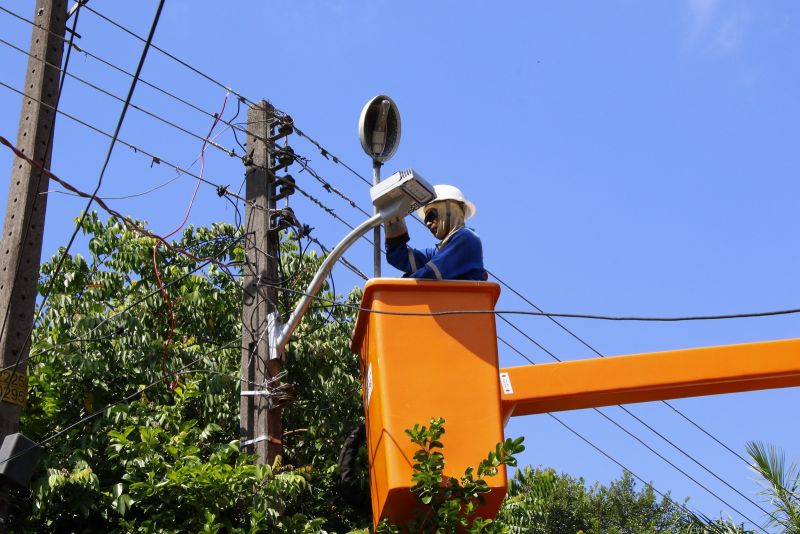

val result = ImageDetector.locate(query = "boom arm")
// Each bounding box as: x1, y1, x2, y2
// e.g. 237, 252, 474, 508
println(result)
499, 337, 800, 421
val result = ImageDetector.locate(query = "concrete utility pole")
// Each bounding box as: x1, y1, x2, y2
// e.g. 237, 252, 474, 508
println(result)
240, 101, 282, 464
0, 0, 66, 445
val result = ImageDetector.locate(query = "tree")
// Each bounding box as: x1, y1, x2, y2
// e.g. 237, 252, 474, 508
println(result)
10, 213, 369, 532
497, 466, 747, 534
747, 441, 800, 533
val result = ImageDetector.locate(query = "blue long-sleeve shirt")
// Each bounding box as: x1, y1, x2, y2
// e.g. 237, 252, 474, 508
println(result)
386, 227, 487, 281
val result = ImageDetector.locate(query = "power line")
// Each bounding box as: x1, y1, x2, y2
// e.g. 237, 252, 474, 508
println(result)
292, 155, 371, 217
546, 413, 745, 533
0, 79, 262, 211
0, 136, 237, 271
0, 5, 280, 156
180, 283, 800, 322
0, 36, 241, 159
81, 4, 261, 111
293, 125, 372, 186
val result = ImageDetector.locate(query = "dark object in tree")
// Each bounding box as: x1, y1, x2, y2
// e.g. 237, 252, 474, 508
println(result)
338, 423, 370, 512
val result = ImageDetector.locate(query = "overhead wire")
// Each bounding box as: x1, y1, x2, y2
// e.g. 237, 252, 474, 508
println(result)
292, 125, 372, 186
0, 136, 237, 272
546, 412, 739, 532
0, 79, 262, 211
152, 92, 228, 377
153, 280, 800, 322
0, 36, 240, 159
292, 154, 371, 217
81, 4, 261, 111
46, 120, 237, 201
0, 5, 282, 162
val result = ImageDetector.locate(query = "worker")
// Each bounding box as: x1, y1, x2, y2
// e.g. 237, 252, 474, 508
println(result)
384, 184, 487, 281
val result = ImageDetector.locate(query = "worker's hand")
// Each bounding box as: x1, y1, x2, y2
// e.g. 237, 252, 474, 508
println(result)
384, 218, 408, 239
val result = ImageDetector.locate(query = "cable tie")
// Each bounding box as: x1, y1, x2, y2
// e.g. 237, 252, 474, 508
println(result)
241, 435, 268, 447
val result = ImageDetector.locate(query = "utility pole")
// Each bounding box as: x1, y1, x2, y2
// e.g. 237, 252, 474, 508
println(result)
0, 0, 66, 527
0, 0, 66, 451
240, 101, 282, 464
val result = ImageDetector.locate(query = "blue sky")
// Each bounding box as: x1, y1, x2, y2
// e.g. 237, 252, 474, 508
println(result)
2, 1, 800, 530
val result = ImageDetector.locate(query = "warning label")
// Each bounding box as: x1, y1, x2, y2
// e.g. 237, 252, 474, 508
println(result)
0, 369, 27, 407
499, 372, 513, 395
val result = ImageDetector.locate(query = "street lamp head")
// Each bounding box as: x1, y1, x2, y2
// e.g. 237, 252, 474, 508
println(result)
370, 169, 435, 223
358, 95, 401, 163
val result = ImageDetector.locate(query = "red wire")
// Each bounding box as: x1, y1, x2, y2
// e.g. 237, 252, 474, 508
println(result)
153, 93, 228, 381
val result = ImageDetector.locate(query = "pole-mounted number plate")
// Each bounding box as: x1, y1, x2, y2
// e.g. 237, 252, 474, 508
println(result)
0, 370, 27, 407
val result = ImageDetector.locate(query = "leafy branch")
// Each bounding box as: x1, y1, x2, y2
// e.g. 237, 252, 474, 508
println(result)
378, 417, 525, 533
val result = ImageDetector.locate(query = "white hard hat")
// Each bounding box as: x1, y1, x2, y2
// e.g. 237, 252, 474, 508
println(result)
416, 184, 477, 220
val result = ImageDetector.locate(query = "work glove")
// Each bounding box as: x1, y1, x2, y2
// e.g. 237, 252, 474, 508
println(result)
384, 217, 408, 239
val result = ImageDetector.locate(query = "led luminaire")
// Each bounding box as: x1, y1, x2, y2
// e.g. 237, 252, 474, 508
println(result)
370, 169, 435, 222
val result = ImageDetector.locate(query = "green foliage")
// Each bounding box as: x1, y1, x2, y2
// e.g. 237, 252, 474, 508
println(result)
497, 466, 751, 534
378, 417, 525, 533
11, 213, 369, 532
747, 441, 800, 533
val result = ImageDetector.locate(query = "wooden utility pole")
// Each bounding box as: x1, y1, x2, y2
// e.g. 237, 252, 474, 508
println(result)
240, 101, 282, 464
0, 0, 66, 447
0, 0, 66, 528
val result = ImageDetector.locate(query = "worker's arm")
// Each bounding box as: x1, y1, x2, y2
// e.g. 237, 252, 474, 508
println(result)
385, 231, 436, 276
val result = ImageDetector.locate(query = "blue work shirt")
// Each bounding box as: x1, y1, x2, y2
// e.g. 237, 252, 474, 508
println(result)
386, 227, 487, 281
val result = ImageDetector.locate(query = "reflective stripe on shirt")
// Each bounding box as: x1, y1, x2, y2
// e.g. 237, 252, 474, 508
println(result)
427, 261, 443, 280
407, 249, 418, 272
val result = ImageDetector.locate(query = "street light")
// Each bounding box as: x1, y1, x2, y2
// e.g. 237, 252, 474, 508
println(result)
358, 95, 401, 277
271, 169, 434, 358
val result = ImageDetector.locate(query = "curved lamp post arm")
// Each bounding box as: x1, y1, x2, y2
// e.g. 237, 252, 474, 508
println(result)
273, 213, 383, 357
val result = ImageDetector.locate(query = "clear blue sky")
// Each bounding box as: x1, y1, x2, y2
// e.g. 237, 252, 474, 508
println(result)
2, 1, 800, 531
